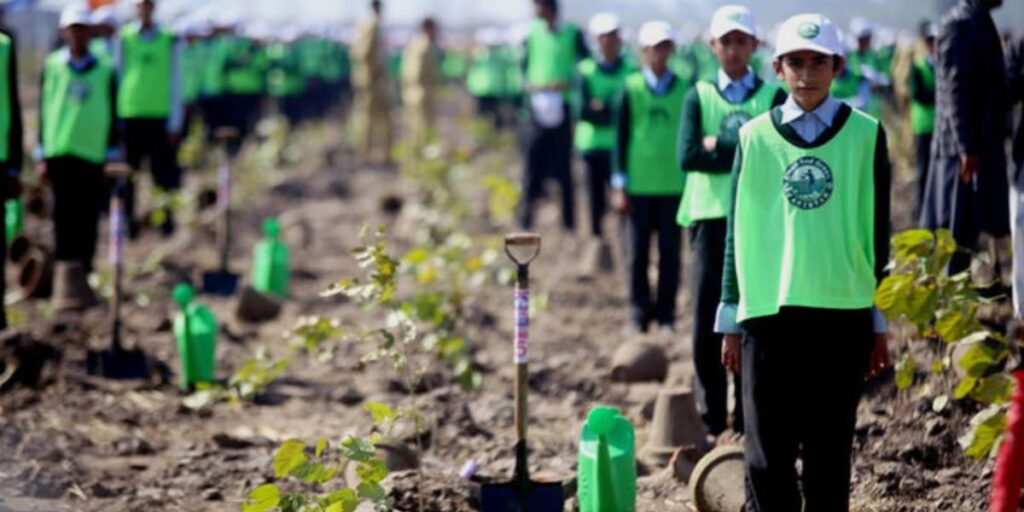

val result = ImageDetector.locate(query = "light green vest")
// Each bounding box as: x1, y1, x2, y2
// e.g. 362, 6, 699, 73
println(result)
118, 24, 174, 118
0, 34, 12, 162
267, 42, 304, 98
224, 38, 266, 95
42, 52, 113, 164
677, 80, 781, 226
910, 58, 936, 135
734, 108, 880, 322
466, 47, 505, 97
623, 73, 686, 196
202, 36, 229, 97
525, 20, 579, 95
575, 58, 631, 152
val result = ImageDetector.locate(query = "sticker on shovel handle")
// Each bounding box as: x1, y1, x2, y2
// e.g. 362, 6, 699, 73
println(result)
109, 200, 125, 265
514, 289, 529, 364
217, 164, 231, 211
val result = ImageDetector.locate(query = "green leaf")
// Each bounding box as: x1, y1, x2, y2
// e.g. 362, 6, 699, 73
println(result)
357, 481, 387, 501
243, 484, 280, 512
895, 353, 916, 390
316, 437, 328, 458
356, 459, 389, 485
340, 436, 377, 462
954, 377, 978, 399
325, 488, 359, 508
906, 282, 939, 326
273, 439, 308, 479
970, 374, 1015, 404
958, 342, 998, 377
290, 461, 338, 484
936, 309, 973, 342
959, 405, 1008, 460
364, 402, 395, 424
875, 274, 911, 317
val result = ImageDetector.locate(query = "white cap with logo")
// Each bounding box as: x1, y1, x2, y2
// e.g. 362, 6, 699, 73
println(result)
773, 13, 843, 58
60, 4, 93, 29
710, 5, 756, 39
589, 12, 620, 37
637, 21, 674, 48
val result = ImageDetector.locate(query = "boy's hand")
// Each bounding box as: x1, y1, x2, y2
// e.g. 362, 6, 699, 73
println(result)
611, 188, 630, 214
703, 136, 718, 152
959, 154, 980, 184
35, 161, 48, 184
866, 333, 890, 379
721, 334, 742, 374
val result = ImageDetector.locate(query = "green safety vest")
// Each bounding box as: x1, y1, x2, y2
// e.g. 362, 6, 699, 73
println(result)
525, 20, 580, 93
89, 38, 114, 65
267, 42, 305, 98
466, 47, 505, 97
733, 108, 880, 322
182, 43, 202, 103
42, 52, 113, 164
0, 34, 11, 161
574, 58, 631, 152
321, 40, 344, 81
503, 46, 525, 98
910, 58, 936, 135
677, 80, 781, 226
202, 36, 229, 97
623, 72, 686, 195
118, 24, 174, 118
225, 38, 266, 95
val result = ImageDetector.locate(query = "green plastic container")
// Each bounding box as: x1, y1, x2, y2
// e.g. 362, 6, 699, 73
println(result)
172, 283, 218, 390
578, 406, 637, 512
252, 218, 290, 297
5, 198, 22, 245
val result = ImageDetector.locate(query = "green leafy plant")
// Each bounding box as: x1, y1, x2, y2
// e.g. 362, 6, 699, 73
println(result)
876, 229, 1022, 459
184, 348, 290, 410
242, 404, 402, 512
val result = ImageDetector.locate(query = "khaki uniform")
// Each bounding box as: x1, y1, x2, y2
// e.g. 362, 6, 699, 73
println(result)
401, 32, 440, 150
352, 14, 392, 162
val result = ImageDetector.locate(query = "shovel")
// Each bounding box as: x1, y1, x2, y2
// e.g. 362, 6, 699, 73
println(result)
479, 232, 564, 512
86, 163, 148, 379
202, 127, 241, 296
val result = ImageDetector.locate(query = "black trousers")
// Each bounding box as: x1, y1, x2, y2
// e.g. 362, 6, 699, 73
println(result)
914, 133, 932, 221
226, 93, 262, 153
518, 106, 575, 231
624, 195, 681, 329
582, 150, 611, 237
689, 218, 742, 435
741, 307, 873, 512
48, 157, 104, 271
123, 117, 182, 232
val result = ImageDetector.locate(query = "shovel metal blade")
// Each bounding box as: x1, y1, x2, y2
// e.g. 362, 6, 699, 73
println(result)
201, 271, 240, 296
86, 349, 149, 380
478, 481, 564, 512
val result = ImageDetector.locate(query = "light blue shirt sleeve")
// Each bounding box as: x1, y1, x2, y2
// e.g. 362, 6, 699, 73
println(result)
714, 302, 741, 334
166, 38, 185, 134
872, 307, 887, 334
612, 172, 627, 189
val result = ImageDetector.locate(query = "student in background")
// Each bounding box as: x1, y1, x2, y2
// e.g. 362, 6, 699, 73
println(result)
676, 4, 786, 441
909, 21, 937, 219
0, 11, 22, 328
612, 21, 686, 334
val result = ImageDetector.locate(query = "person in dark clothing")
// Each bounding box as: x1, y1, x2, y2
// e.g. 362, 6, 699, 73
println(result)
676, 5, 787, 440
0, 19, 23, 329
1007, 31, 1024, 318
575, 13, 631, 240
909, 21, 938, 220
919, 0, 1008, 274
612, 21, 686, 334
517, 0, 589, 231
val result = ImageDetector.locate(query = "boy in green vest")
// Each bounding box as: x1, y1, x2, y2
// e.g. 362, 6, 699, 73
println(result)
909, 21, 937, 219
37, 6, 118, 308
0, 21, 23, 328
716, 14, 891, 511
612, 21, 686, 333
517, 0, 588, 231
466, 28, 506, 129
677, 5, 786, 441
576, 13, 632, 242
89, 6, 117, 64
117, 0, 183, 237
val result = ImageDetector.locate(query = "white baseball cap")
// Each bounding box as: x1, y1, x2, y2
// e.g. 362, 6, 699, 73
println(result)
59, 4, 93, 29
710, 5, 756, 39
849, 17, 875, 39
91, 5, 117, 27
773, 13, 843, 58
589, 12, 620, 37
638, 21, 674, 47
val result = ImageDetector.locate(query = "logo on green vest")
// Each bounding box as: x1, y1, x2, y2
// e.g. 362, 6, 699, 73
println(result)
797, 23, 820, 40
68, 79, 91, 103
719, 111, 752, 144
783, 156, 834, 209
648, 106, 671, 123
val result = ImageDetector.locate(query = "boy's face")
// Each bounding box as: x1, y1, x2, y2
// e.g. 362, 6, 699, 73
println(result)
64, 25, 91, 52
644, 40, 674, 72
597, 31, 621, 58
137, 2, 154, 23
711, 31, 757, 76
773, 50, 842, 107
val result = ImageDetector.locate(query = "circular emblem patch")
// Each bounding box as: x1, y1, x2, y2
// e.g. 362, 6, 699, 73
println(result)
719, 111, 752, 145
783, 156, 834, 209
797, 23, 820, 40
67, 79, 92, 103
